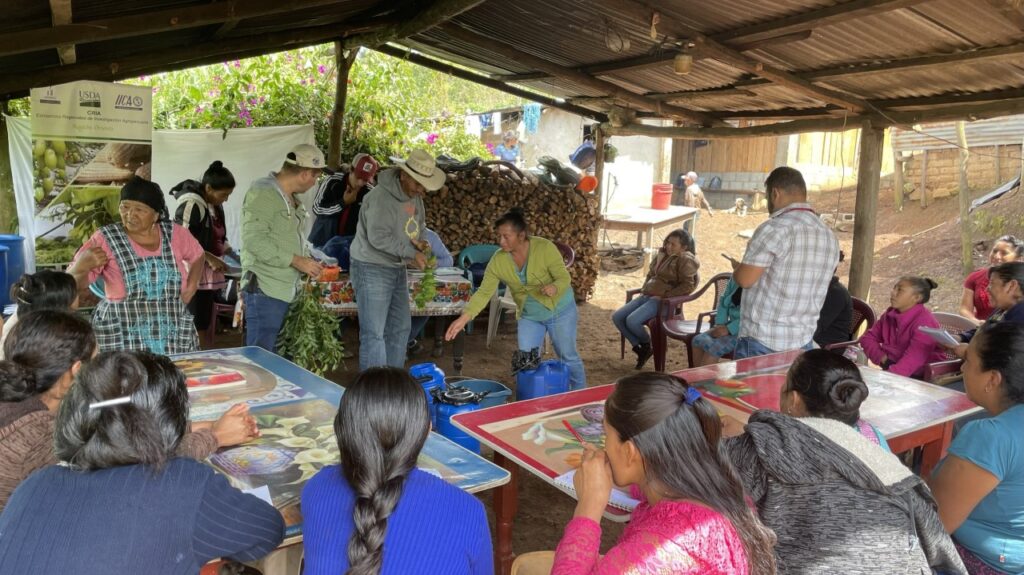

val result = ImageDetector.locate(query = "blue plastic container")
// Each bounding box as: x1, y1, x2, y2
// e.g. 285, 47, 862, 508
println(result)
0, 245, 8, 308
410, 362, 446, 424
0, 236, 24, 297
445, 378, 512, 409
435, 399, 480, 453
516, 360, 571, 400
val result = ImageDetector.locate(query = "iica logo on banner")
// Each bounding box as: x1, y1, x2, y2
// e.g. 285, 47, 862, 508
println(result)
30, 80, 152, 143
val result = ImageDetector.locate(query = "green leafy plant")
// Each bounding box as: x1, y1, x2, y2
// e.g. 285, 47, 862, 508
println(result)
413, 252, 438, 309
276, 279, 345, 376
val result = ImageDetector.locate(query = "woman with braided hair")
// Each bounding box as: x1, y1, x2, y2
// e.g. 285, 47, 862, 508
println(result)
301, 367, 492, 574
722, 349, 966, 574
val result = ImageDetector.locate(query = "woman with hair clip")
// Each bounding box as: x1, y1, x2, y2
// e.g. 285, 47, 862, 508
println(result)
612, 228, 700, 369
858, 275, 944, 378
959, 235, 1023, 324
722, 349, 966, 574
446, 207, 586, 390
171, 161, 237, 333
0, 310, 259, 511
0, 269, 78, 356
301, 367, 492, 574
539, 372, 777, 574
930, 322, 1024, 575
67, 176, 205, 354
0, 350, 284, 574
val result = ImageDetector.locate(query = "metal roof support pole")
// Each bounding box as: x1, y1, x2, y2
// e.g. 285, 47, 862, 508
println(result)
849, 122, 884, 300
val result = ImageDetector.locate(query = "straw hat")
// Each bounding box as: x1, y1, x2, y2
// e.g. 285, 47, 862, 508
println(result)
393, 149, 445, 191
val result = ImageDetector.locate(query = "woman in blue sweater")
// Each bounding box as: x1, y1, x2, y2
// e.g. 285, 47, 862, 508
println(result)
302, 367, 492, 574
0, 350, 284, 574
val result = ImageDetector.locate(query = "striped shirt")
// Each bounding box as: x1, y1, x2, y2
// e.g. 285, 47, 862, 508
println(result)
739, 203, 839, 351
0, 458, 284, 574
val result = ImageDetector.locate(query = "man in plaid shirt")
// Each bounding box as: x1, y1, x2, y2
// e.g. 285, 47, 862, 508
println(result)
728, 167, 840, 359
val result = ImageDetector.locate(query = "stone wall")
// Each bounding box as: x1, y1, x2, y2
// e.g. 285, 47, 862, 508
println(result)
902, 144, 1022, 199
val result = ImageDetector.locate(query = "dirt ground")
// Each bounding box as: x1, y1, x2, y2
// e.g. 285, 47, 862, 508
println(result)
210, 180, 1022, 556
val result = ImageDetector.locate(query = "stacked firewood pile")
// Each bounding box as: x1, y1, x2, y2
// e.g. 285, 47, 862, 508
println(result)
424, 164, 601, 300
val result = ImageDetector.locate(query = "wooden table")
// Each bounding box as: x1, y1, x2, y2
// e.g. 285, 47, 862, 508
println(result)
453, 349, 981, 575
601, 205, 698, 270
176, 346, 510, 573
315, 269, 473, 374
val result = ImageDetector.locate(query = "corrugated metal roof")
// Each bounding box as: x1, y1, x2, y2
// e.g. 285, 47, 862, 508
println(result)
893, 115, 1024, 151
1, 0, 1023, 127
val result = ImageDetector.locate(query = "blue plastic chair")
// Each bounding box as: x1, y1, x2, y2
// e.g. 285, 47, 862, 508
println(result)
456, 244, 500, 288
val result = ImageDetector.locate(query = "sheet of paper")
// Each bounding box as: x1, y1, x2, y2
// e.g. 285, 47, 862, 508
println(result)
553, 469, 640, 511
918, 326, 961, 347
243, 485, 273, 506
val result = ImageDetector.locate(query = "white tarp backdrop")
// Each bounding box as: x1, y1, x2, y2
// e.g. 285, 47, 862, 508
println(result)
152, 124, 316, 251
6, 119, 317, 270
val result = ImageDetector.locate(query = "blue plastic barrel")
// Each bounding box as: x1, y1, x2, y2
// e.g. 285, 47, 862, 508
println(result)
0, 236, 24, 298
448, 378, 512, 409
0, 245, 8, 308
410, 362, 446, 425
516, 360, 571, 401
435, 401, 480, 453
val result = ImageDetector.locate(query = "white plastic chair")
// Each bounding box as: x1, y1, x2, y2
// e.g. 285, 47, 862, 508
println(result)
486, 288, 517, 348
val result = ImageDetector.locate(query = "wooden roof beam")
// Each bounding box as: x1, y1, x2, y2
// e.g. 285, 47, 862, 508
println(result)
0, 0, 349, 58
439, 24, 726, 126
342, 0, 484, 49
691, 35, 871, 113
646, 87, 759, 101
373, 45, 609, 122
49, 0, 75, 65
0, 22, 379, 100
712, 0, 935, 45
601, 96, 1024, 139
796, 41, 1024, 82
492, 29, 813, 84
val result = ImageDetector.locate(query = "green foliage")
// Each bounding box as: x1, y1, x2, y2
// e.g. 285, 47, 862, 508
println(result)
121, 45, 516, 162
276, 280, 345, 376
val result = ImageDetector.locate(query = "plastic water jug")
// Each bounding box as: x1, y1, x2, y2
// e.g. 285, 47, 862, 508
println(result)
433, 387, 481, 453
516, 360, 570, 401
0, 245, 8, 308
410, 362, 445, 425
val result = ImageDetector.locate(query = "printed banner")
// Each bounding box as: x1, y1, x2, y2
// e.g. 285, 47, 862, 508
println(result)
30, 81, 152, 143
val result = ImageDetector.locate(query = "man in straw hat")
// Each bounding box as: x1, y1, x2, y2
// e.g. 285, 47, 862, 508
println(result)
240, 143, 327, 353
350, 148, 445, 370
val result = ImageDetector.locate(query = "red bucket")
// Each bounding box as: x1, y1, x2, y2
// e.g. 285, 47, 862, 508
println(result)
651, 183, 673, 209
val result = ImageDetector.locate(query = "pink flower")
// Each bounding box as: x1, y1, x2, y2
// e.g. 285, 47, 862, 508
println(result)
426, 133, 438, 145
300, 79, 307, 86
195, 106, 204, 113
485, 143, 495, 152
317, 65, 327, 74
233, 60, 242, 68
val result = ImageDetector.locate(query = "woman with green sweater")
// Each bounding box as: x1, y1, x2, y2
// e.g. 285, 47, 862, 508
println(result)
446, 208, 586, 389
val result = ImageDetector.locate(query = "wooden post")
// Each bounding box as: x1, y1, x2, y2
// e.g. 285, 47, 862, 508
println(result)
957, 121, 972, 276
919, 149, 929, 208
327, 44, 358, 169
892, 138, 904, 212
994, 143, 1001, 184
593, 127, 606, 213
849, 122, 885, 300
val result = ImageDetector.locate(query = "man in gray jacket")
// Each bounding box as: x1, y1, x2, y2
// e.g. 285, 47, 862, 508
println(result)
349, 149, 444, 370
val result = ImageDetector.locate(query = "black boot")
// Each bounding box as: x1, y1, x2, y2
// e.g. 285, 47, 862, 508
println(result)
633, 343, 653, 370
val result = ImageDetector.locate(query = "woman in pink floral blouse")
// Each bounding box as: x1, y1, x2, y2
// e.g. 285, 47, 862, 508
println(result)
549, 372, 777, 575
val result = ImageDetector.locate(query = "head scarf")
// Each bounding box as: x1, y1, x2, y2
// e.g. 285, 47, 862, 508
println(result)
120, 176, 168, 220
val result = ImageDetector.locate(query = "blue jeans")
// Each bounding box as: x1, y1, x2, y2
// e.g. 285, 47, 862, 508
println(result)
409, 316, 428, 345
243, 289, 291, 353
518, 303, 586, 390
351, 258, 410, 370
612, 295, 660, 346
733, 336, 813, 359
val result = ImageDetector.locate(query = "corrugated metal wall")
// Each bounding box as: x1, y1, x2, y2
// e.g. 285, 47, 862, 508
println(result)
893, 115, 1024, 152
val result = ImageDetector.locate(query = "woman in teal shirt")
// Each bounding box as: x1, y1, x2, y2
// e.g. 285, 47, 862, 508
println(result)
930, 321, 1024, 574
446, 208, 585, 390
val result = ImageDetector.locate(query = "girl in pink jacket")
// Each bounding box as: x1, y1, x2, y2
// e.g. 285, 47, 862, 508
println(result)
859, 277, 945, 379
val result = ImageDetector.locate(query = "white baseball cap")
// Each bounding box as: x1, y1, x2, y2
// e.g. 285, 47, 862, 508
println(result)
285, 144, 333, 173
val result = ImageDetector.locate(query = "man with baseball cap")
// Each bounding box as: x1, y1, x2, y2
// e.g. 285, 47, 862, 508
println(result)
239, 143, 327, 353
349, 148, 445, 370
308, 153, 380, 248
